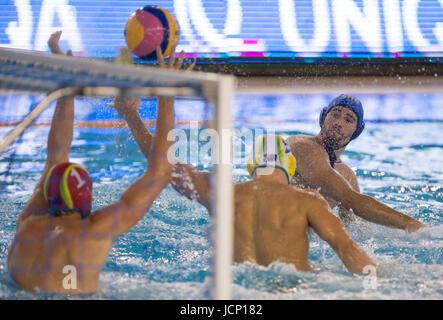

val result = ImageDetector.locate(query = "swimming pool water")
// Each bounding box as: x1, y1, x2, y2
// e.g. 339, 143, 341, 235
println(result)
0, 93, 442, 299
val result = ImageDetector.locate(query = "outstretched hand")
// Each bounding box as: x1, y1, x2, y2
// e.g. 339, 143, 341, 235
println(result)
48, 31, 72, 56
156, 44, 195, 71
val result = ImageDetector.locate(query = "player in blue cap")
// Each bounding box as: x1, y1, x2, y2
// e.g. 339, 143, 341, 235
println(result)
287, 94, 424, 232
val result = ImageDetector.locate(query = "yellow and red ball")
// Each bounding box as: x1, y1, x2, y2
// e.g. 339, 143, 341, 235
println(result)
124, 5, 180, 60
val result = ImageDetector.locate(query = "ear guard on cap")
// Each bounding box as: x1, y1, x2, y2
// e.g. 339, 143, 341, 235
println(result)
247, 135, 296, 184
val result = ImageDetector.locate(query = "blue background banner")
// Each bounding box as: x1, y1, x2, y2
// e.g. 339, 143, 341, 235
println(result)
0, 0, 442, 58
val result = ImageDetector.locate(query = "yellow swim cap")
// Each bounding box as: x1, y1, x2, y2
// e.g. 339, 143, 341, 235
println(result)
247, 134, 296, 184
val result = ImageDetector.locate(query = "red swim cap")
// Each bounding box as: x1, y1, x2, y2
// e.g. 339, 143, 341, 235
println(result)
43, 162, 92, 219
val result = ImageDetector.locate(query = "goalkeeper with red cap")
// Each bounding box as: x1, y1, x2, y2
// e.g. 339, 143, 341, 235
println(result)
286, 95, 424, 232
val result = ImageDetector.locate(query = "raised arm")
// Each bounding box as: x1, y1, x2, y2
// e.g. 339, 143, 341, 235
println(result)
18, 31, 74, 223
112, 46, 210, 209
90, 88, 174, 237
290, 139, 424, 232
306, 192, 376, 274
115, 97, 210, 208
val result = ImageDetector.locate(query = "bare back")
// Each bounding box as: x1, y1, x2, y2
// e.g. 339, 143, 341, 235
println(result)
233, 181, 323, 271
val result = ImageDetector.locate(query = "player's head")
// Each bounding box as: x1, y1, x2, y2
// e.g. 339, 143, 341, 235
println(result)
247, 134, 296, 184
43, 162, 92, 219
319, 94, 365, 149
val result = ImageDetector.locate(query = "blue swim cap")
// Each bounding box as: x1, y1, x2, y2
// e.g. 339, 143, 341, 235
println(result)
319, 94, 365, 141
